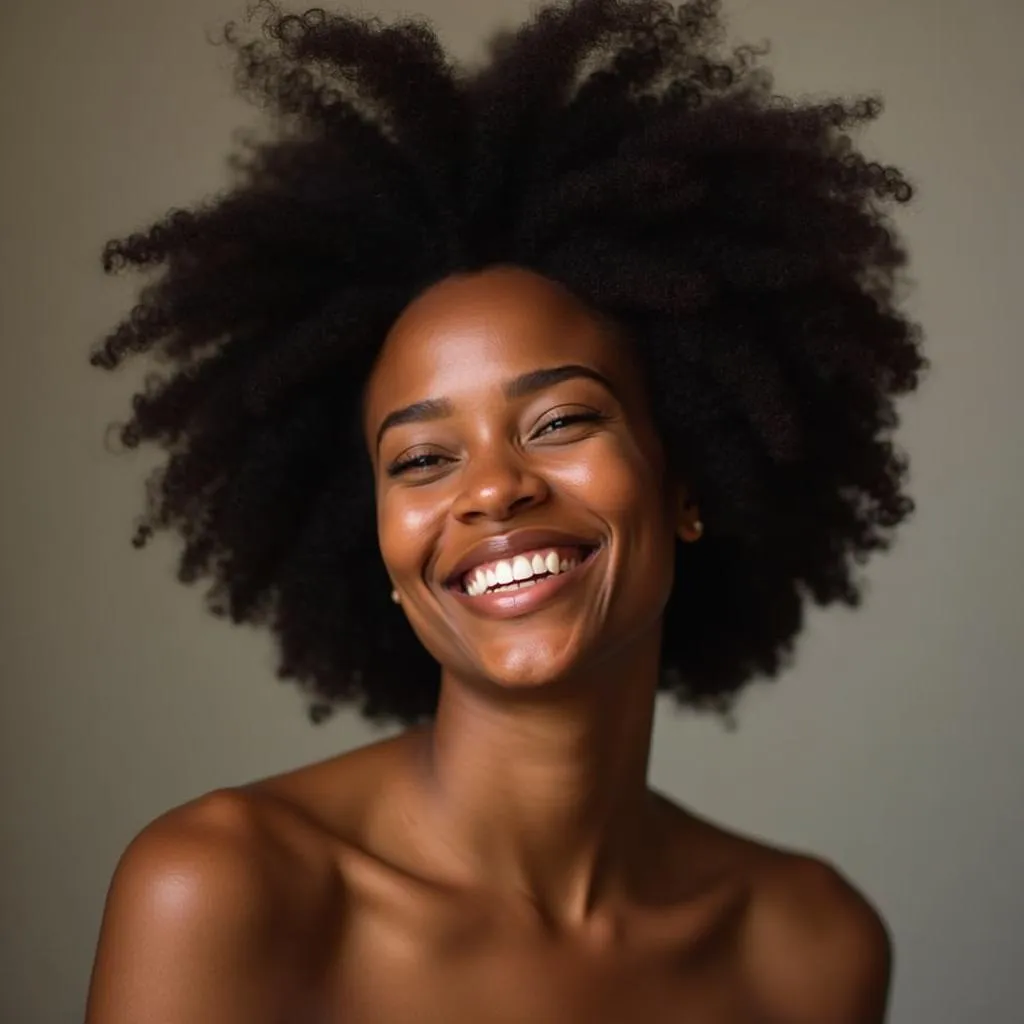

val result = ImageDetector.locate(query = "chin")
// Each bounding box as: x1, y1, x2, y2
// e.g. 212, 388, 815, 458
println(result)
473, 635, 588, 692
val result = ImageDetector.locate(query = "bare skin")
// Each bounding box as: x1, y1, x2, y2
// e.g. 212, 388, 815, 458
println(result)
86, 268, 891, 1023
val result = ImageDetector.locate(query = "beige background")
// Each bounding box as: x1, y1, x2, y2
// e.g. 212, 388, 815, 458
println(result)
2, 0, 1022, 1020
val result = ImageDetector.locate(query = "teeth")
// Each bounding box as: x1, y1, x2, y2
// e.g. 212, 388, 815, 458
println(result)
461, 548, 588, 597
512, 555, 533, 581
487, 579, 539, 594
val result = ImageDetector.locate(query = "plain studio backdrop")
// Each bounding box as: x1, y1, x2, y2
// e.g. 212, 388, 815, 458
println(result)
1, 0, 1021, 1020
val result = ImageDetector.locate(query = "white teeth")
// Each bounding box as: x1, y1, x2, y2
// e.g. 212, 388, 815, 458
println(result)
462, 547, 590, 597
512, 555, 533, 581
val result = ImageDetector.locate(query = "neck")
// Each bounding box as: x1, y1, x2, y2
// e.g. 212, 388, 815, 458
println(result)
409, 639, 663, 929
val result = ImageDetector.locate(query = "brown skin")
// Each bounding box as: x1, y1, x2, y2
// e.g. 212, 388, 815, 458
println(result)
86, 267, 892, 1023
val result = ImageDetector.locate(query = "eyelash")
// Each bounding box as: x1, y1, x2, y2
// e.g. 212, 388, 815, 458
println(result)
535, 411, 605, 436
385, 411, 606, 478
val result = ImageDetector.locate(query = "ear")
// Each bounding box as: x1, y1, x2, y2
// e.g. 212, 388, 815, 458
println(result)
674, 483, 704, 543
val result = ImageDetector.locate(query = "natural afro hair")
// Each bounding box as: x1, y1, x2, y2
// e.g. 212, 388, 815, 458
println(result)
92, 0, 925, 725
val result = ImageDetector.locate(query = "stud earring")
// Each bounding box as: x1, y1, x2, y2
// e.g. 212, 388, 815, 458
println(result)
680, 518, 704, 542
391, 589, 400, 605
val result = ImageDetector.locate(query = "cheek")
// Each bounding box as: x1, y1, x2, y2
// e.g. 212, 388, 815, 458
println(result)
556, 439, 676, 603
377, 489, 442, 576
553, 436, 666, 523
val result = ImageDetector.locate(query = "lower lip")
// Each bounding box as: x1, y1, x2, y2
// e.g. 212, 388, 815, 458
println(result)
447, 549, 600, 620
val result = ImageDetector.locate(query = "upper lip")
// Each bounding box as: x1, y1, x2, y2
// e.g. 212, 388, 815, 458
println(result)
441, 528, 600, 588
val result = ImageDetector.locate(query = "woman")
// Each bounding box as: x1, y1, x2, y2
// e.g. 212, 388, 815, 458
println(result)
85, 1, 923, 1021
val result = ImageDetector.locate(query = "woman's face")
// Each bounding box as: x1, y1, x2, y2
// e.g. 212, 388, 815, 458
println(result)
364, 266, 683, 693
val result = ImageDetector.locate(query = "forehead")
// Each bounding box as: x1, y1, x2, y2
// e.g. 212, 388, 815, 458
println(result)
364, 266, 633, 423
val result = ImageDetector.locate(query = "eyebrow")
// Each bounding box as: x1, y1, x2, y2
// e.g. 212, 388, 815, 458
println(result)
375, 363, 617, 450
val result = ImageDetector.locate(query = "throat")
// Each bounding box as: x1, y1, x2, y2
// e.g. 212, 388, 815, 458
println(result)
406, 679, 660, 926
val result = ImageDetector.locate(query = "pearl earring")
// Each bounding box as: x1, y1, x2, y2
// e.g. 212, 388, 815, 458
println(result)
391, 589, 400, 604
693, 519, 704, 538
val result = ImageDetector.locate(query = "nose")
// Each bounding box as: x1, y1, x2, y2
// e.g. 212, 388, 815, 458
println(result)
451, 446, 550, 523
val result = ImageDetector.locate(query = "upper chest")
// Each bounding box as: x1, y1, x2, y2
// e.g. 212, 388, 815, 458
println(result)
316, 877, 763, 1024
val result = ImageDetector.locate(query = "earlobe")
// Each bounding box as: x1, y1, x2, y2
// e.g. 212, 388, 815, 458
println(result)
675, 486, 704, 543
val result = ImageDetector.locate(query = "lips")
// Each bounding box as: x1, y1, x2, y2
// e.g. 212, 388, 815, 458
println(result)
442, 528, 600, 591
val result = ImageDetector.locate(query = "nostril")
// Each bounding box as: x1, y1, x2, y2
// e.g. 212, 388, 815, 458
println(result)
451, 464, 550, 523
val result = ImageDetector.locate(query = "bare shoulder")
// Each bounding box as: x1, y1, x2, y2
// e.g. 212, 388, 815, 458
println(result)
653, 800, 891, 1023
86, 787, 342, 1023
743, 850, 892, 1023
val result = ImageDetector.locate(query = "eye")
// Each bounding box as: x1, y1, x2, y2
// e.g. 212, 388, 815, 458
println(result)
386, 451, 451, 478
533, 410, 607, 439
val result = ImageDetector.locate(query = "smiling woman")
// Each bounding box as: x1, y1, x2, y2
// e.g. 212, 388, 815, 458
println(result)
85, 2, 922, 1022
366, 268, 693, 692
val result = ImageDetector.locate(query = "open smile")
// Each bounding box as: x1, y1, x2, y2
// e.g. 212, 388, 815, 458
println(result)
445, 544, 600, 619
